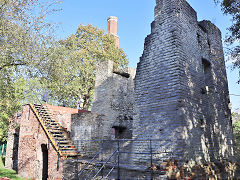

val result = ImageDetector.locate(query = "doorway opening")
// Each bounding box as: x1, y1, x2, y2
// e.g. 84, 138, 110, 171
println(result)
41, 144, 48, 180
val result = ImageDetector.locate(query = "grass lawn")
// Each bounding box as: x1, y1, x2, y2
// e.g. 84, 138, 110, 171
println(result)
0, 156, 27, 180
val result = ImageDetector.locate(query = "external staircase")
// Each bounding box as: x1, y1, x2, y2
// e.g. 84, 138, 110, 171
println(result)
30, 103, 77, 158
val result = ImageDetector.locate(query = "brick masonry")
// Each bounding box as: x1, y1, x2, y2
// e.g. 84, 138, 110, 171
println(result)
132, 0, 234, 164
6, 105, 63, 180
5, 0, 236, 178
70, 112, 104, 156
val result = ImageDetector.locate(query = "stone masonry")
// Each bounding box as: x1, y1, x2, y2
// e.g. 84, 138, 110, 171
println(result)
70, 60, 136, 159
92, 60, 136, 140
132, 0, 234, 164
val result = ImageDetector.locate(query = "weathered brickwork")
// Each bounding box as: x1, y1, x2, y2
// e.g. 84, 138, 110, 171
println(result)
6, 105, 63, 180
6, 1, 236, 178
70, 112, 104, 156
47, 105, 78, 131
5, 114, 21, 171
92, 60, 136, 140
133, 0, 234, 164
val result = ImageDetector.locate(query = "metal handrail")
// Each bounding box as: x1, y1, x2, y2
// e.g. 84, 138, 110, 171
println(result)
84, 158, 104, 180
75, 139, 173, 142
92, 150, 118, 179
105, 161, 118, 179
78, 152, 100, 176
84, 150, 118, 180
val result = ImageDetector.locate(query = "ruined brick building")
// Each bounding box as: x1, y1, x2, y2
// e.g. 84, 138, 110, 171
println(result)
5, 0, 235, 179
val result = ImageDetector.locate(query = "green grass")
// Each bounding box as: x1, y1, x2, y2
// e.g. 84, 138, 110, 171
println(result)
0, 156, 27, 180
0, 156, 5, 168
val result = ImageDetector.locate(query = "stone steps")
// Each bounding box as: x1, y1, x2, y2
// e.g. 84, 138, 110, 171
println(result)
33, 104, 78, 157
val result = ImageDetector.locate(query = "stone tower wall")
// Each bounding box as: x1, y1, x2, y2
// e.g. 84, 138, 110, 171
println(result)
133, 0, 185, 163
132, 0, 234, 164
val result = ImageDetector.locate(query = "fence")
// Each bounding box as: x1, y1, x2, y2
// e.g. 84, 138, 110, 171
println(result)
72, 139, 174, 179
0, 143, 6, 156
65, 139, 237, 179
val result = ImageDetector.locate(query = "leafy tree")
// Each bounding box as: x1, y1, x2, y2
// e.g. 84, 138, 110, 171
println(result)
215, 0, 240, 80
43, 24, 128, 109
0, 72, 26, 142
233, 120, 240, 160
0, 0, 61, 142
0, 0, 60, 73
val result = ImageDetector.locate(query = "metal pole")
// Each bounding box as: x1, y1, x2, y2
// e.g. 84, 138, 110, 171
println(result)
75, 158, 79, 180
1, 143, 4, 157
101, 140, 103, 178
57, 154, 59, 171
150, 140, 153, 180
117, 140, 120, 180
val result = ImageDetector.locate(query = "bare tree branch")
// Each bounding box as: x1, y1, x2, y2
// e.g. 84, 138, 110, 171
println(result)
0, 62, 26, 71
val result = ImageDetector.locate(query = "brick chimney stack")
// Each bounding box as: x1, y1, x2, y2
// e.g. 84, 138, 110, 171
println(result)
107, 16, 119, 48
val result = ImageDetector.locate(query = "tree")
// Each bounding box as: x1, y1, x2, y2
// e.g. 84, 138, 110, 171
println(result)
43, 24, 128, 110
0, 0, 61, 73
0, 72, 26, 142
0, 0, 61, 142
233, 120, 240, 160
215, 0, 240, 80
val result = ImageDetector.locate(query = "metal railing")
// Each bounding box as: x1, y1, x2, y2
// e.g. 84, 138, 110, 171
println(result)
71, 138, 237, 179
74, 139, 174, 179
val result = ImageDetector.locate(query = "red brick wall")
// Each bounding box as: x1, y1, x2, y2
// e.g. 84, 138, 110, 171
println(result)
17, 105, 63, 180
46, 104, 89, 131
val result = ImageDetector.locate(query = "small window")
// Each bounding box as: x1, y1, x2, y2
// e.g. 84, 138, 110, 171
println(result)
202, 58, 212, 92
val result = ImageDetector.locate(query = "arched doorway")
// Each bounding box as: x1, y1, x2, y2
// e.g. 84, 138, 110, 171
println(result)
41, 144, 48, 180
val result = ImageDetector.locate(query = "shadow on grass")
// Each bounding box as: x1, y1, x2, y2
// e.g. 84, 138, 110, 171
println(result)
0, 157, 26, 180
0, 168, 22, 180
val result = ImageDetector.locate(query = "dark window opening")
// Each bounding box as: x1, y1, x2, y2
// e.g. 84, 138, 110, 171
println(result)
16, 113, 22, 118
200, 118, 205, 128
200, 88, 206, 94
112, 126, 127, 139
202, 58, 212, 92
113, 70, 130, 78
41, 144, 48, 180
197, 33, 201, 44
207, 39, 211, 49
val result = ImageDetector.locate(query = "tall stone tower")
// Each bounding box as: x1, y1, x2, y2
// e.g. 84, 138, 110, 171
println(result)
133, 0, 234, 163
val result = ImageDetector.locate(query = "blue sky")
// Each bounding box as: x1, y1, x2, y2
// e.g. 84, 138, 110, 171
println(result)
50, 0, 240, 110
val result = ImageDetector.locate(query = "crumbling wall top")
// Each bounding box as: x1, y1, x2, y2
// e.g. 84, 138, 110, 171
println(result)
154, 0, 197, 22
